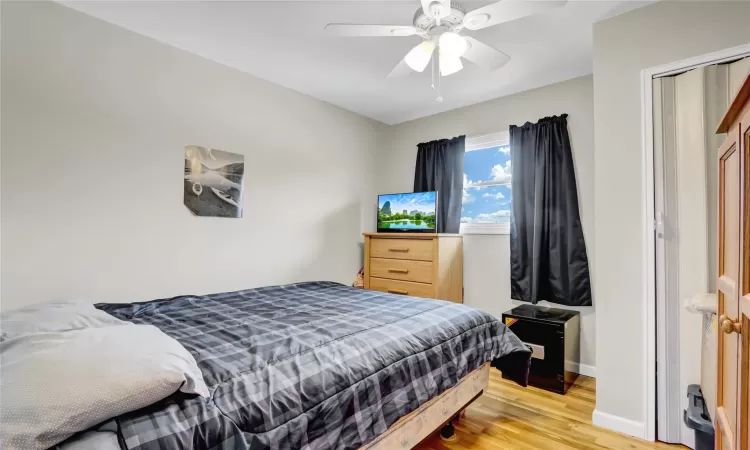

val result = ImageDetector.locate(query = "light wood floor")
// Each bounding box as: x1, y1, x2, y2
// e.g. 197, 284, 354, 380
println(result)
415, 371, 687, 450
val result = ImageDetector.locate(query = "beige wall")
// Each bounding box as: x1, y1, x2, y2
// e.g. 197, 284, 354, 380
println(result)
5, 0, 750, 435
0, 1, 384, 309
592, 0, 750, 427
377, 76, 597, 370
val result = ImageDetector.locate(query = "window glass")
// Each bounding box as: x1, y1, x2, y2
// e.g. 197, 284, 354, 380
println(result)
461, 145, 511, 224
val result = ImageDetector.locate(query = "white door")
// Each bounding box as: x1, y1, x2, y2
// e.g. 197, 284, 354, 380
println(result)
654, 67, 712, 447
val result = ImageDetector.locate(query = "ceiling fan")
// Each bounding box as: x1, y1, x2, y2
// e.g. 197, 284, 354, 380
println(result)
325, 0, 567, 79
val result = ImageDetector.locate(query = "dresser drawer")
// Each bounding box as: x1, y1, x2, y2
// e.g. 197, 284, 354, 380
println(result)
369, 258, 433, 284
369, 277, 434, 299
370, 238, 434, 261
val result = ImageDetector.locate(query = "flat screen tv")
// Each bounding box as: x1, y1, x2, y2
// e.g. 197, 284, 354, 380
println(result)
377, 191, 437, 232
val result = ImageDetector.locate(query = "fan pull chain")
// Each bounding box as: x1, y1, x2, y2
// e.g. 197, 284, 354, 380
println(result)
431, 52, 435, 90
436, 47, 443, 103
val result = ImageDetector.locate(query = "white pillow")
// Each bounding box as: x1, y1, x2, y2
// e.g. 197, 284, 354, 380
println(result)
0, 323, 209, 450
0, 301, 125, 342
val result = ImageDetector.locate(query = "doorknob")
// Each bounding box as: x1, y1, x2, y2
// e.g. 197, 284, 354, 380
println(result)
719, 315, 742, 335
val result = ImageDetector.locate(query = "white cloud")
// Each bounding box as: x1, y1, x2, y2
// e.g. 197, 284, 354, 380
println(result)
463, 173, 479, 188
460, 217, 473, 224
498, 146, 510, 154
482, 192, 505, 199
475, 210, 511, 222
491, 161, 512, 184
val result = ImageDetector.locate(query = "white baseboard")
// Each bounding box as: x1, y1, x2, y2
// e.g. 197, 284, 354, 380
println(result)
592, 409, 646, 440
578, 363, 596, 378
565, 361, 597, 378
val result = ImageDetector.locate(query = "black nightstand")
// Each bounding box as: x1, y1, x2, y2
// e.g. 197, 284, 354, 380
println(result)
502, 304, 581, 394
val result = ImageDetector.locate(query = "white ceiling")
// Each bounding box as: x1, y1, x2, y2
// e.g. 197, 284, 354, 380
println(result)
61, 1, 650, 125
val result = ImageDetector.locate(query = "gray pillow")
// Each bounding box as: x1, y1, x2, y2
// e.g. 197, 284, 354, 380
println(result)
0, 301, 125, 342
0, 323, 209, 450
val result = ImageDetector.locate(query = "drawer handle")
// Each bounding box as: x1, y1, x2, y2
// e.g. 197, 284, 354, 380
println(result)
388, 289, 408, 295
388, 268, 409, 274
388, 247, 410, 252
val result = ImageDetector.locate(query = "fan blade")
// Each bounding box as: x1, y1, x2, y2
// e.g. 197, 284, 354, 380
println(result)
462, 37, 511, 71
463, 0, 567, 31
324, 24, 418, 37
387, 59, 413, 79
439, 50, 463, 76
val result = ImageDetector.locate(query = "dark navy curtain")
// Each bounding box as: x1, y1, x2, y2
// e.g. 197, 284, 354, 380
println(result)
413, 136, 465, 233
509, 115, 592, 306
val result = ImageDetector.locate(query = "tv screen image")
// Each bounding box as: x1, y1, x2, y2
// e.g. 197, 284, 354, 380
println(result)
377, 191, 437, 232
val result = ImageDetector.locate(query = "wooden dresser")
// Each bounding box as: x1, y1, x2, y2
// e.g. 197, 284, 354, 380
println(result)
363, 232, 463, 303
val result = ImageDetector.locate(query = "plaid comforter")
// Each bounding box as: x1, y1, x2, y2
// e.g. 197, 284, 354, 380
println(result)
96, 281, 530, 450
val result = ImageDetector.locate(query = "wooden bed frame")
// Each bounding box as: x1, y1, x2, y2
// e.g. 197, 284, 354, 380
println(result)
360, 363, 490, 449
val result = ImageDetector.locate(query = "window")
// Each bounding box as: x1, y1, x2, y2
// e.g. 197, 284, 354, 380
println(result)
460, 132, 511, 234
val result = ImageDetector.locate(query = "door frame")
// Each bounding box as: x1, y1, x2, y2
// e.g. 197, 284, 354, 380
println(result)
641, 43, 750, 443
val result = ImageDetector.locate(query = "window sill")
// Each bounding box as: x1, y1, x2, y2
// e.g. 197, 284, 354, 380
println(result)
459, 223, 510, 235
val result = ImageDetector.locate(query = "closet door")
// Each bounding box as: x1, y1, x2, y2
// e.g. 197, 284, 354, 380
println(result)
717, 122, 741, 450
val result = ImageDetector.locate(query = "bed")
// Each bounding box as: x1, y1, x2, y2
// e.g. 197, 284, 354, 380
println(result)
89, 281, 530, 450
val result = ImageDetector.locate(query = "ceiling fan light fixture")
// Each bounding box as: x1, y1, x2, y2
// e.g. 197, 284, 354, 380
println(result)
439, 51, 463, 76
404, 41, 436, 72
438, 32, 468, 58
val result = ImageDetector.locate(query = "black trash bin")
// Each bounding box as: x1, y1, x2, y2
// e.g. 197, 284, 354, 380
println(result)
684, 384, 715, 450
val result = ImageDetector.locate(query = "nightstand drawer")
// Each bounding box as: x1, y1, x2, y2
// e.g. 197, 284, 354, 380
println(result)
369, 277, 434, 299
370, 238, 434, 261
369, 258, 433, 284
507, 319, 564, 392
502, 305, 580, 395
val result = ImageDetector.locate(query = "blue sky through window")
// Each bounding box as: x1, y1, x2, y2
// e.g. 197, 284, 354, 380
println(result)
462, 145, 511, 224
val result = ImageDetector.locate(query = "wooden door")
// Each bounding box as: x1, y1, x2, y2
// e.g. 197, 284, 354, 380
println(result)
738, 105, 750, 450
717, 121, 741, 450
